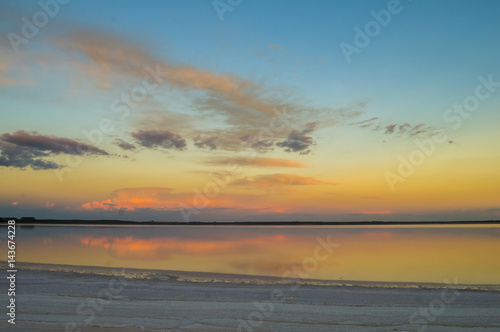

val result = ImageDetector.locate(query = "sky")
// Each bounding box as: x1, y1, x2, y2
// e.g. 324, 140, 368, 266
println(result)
1, 0, 499, 221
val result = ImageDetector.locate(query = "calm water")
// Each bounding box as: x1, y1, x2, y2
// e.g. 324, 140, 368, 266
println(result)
9, 224, 500, 284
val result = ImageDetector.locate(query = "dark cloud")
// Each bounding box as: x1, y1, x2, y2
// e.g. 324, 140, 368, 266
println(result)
194, 136, 217, 150
131, 129, 186, 150
0, 141, 59, 170
276, 122, 317, 154
1, 130, 108, 155
0, 130, 109, 170
114, 139, 136, 150
385, 124, 397, 134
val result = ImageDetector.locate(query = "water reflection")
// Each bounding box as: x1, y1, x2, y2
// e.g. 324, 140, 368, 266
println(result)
11, 225, 500, 284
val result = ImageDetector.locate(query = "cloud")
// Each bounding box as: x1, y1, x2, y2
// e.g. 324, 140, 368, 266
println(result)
80, 187, 244, 211
79, 187, 286, 213
382, 122, 439, 137
0, 130, 108, 170
48, 30, 373, 151
54, 30, 288, 116
349, 117, 379, 127
385, 124, 397, 134
350, 116, 442, 139
80, 187, 180, 211
3, 27, 378, 154
1, 130, 108, 155
5, 26, 436, 158
136, 109, 200, 137
350, 117, 440, 138
205, 157, 307, 168
0, 47, 34, 87
44, 201, 55, 208
114, 139, 136, 150
232, 174, 335, 188
0, 141, 60, 170
0, 55, 15, 86
131, 129, 186, 150
240, 134, 274, 151
277, 122, 317, 154
194, 136, 217, 150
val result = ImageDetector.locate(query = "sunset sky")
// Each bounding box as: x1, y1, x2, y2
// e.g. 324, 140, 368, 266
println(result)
1, 0, 499, 221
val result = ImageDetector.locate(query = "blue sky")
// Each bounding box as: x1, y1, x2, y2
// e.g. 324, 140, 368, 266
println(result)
1, 0, 499, 221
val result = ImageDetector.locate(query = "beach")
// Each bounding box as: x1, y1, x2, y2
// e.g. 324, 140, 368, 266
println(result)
1, 263, 500, 331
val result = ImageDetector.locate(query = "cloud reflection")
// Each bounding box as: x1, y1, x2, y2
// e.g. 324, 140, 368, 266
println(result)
79, 234, 287, 261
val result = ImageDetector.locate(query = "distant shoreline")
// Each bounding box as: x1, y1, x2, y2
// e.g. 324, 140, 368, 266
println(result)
1, 217, 500, 226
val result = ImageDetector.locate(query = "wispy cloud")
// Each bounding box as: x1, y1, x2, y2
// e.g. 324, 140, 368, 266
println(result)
382, 122, 439, 137
114, 139, 136, 150
232, 173, 335, 188
351, 117, 440, 138
194, 136, 217, 150
349, 117, 379, 127
131, 129, 186, 150
46, 30, 373, 154
204, 157, 307, 168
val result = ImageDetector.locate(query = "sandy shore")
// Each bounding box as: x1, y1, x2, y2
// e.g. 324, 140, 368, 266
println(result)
1, 265, 499, 331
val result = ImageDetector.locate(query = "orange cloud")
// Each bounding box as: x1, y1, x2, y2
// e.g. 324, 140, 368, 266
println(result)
0, 50, 35, 87
205, 157, 307, 168
0, 54, 14, 86
79, 187, 278, 212
51, 30, 367, 140
80, 187, 197, 211
55, 31, 284, 116
232, 174, 336, 188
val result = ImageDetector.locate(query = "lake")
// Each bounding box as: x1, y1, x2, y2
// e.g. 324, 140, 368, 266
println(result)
12, 224, 500, 285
